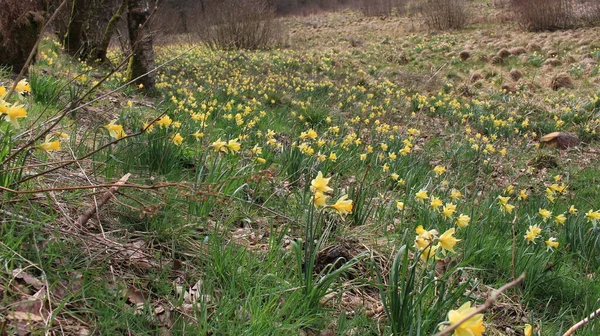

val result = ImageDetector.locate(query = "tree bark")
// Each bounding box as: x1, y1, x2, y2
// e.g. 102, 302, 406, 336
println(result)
94, 0, 127, 62
0, 0, 46, 73
63, 0, 88, 56
126, 0, 156, 90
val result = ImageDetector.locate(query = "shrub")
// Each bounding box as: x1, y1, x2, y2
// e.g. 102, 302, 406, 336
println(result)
416, 0, 469, 30
360, 0, 406, 17
201, 0, 282, 50
509, 0, 573, 31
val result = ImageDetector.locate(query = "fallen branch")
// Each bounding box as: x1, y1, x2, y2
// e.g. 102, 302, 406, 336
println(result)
434, 273, 525, 336
563, 306, 600, 336
75, 173, 131, 227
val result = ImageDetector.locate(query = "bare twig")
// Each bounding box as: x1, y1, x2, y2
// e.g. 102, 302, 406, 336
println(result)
434, 273, 526, 336
76, 173, 131, 227
563, 306, 600, 336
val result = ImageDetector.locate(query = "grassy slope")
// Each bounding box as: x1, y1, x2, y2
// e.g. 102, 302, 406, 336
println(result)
1, 7, 600, 336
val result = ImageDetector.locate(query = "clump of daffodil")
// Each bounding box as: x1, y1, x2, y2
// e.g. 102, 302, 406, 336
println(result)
104, 120, 126, 139
524, 225, 542, 243
156, 115, 173, 128
497, 196, 515, 214
441, 301, 485, 336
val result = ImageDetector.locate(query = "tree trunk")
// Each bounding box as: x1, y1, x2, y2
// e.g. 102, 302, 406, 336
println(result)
94, 0, 127, 62
0, 1, 46, 73
63, 0, 88, 56
126, 0, 156, 90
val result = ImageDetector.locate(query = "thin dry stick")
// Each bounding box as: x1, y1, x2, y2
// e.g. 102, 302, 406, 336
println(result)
75, 173, 131, 227
434, 273, 526, 336
563, 306, 600, 336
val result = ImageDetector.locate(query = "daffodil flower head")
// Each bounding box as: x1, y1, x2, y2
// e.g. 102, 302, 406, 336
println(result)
329, 195, 352, 215
226, 139, 241, 153
39, 135, 61, 151
415, 189, 429, 202
104, 120, 126, 139
444, 301, 485, 336
310, 171, 333, 194
171, 133, 183, 145
437, 228, 460, 253
5, 103, 27, 129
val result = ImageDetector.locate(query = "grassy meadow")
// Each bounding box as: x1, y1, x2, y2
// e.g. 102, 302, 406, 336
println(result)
1, 6, 600, 336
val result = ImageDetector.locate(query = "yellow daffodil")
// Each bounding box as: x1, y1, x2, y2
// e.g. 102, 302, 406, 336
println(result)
445, 302, 485, 336
420, 245, 438, 262
456, 214, 470, 228
538, 208, 552, 221
438, 228, 459, 253
524, 225, 542, 243
415, 225, 438, 250
104, 120, 126, 139
156, 115, 173, 128
256, 157, 266, 164
0, 86, 6, 97
450, 189, 462, 200
191, 131, 204, 139
396, 201, 404, 211
524, 324, 533, 336
329, 195, 352, 215
0, 99, 8, 114
211, 138, 227, 152
518, 189, 528, 201
143, 122, 154, 133
15, 79, 31, 94
568, 205, 578, 215
433, 165, 446, 176
55, 131, 69, 139
415, 189, 429, 202
39, 135, 61, 151
554, 214, 566, 225
171, 133, 183, 145
441, 203, 457, 219
545, 237, 559, 250
310, 171, 333, 193
5, 103, 27, 128
226, 139, 241, 153
430, 196, 443, 211
586, 209, 600, 223
313, 191, 328, 208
